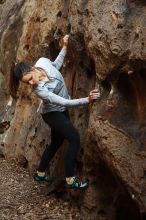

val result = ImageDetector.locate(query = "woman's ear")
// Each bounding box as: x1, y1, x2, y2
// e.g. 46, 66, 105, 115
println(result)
32, 67, 39, 73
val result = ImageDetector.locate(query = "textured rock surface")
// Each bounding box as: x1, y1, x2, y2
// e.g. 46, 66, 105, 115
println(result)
0, 0, 146, 219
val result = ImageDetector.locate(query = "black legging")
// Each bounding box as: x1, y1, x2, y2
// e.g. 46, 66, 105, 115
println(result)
37, 110, 80, 177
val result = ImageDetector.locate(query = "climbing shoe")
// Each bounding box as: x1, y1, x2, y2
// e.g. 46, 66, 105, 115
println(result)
33, 173, 53, 183
66, 176, 89, 189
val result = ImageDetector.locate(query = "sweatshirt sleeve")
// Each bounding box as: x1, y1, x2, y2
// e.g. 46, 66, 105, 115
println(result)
34, 87, 89, 107
51, 48, 67, 70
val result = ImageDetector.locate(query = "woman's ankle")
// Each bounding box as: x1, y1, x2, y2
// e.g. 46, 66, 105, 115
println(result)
66, 176, 75, 184
37, 171, 45, 177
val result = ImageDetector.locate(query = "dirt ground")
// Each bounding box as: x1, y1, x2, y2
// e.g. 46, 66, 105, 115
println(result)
0, 157, 83, 220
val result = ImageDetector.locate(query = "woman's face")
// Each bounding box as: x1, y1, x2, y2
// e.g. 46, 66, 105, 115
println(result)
21, 68, 40, 85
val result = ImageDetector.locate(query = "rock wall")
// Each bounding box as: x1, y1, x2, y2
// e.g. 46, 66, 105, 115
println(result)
0, 0, 146, 219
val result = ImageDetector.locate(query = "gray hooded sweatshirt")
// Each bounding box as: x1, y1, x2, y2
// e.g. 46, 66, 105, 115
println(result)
33, 48, 89, 113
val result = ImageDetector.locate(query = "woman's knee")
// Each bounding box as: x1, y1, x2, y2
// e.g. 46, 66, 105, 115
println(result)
51, 138, 64, 149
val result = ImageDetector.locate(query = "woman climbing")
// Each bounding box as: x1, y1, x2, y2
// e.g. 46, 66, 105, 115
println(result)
8, 35, 100, 189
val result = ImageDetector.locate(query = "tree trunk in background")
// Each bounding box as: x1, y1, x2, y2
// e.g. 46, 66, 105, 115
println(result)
0, 0, 146, 219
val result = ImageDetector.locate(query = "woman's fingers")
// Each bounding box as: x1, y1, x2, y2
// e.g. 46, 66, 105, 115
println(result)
63, 35, 69, 46
64, 34, 69, 40
88, 90, 101, 101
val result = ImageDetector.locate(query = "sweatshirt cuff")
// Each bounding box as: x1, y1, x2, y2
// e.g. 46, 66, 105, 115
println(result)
60, 47, 67, 56
85, 97, 90, 104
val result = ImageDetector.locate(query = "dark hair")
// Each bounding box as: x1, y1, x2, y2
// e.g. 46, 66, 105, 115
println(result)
8, 61, 32, 99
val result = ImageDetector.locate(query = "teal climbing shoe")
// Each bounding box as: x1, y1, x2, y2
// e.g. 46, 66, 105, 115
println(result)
33, 173, 53, 182
66, 177, 89, 189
